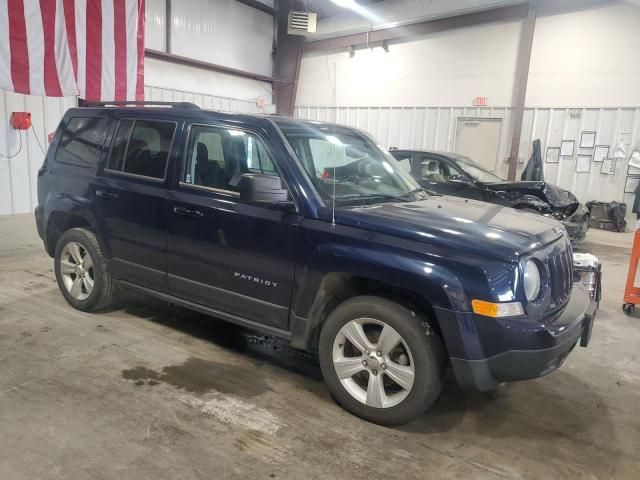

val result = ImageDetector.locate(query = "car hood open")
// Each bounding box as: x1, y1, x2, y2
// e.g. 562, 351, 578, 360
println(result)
337, 195, 565, 262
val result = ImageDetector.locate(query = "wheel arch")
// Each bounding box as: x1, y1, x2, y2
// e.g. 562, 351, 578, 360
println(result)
45, 210, 106, 258
290, 247, 466, 352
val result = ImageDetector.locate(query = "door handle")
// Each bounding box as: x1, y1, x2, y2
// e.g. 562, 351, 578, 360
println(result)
173, 206, 204, 218
96, 190, 118, 200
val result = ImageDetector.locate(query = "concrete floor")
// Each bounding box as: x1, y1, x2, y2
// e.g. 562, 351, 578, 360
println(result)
1, 213, 639, 480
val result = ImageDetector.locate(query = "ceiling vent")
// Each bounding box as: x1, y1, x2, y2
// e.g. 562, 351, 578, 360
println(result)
288, 11, 317, 35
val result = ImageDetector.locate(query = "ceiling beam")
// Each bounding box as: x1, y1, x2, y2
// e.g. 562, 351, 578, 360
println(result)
234, 0, 275, 16
303, 3, 530, 53
145, 49, 275, 83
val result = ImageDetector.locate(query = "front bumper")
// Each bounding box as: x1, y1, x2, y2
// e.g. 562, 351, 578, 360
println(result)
437, 283, 597, 391
562, 203, 590, 241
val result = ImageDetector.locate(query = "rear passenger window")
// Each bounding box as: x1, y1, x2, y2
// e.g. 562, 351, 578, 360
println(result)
56, 117, 108, 168
106, 119, 176, 180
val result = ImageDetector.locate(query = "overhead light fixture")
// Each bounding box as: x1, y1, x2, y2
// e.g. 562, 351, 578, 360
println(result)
331, 0, 358, 8
330, 0, 383, 23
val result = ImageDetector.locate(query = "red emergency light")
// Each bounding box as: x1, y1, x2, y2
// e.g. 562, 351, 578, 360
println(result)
11, 112, 31, 130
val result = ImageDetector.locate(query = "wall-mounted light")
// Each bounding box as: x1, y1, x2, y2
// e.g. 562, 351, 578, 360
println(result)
11, 112, 31, 130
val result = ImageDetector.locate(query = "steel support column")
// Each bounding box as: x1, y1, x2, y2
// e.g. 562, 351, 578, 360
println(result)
273, 0, 304, 116
165, 0, 171, 53
507, 2, 537, 180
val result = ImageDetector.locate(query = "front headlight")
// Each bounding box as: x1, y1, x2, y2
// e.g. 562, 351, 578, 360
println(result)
523, 259, 541, 301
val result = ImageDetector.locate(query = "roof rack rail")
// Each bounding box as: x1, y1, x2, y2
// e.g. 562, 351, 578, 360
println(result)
80, 100, 200, 109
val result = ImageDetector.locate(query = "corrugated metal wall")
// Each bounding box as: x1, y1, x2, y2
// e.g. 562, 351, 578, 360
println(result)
294, 105, 640, 217
0, 91, 77, 216
144, 85, 275, 114
0, 87, 275, 216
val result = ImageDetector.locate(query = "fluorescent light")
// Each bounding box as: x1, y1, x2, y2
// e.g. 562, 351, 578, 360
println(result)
331, 0, 358, 7
330, 0, 384, 23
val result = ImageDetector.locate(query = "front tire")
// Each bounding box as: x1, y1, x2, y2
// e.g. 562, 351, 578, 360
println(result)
54, 228, 116, 312
318, 296, 445, 425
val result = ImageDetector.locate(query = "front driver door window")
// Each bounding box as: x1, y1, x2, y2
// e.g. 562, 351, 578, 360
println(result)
419, 155, 486, 201
418, 157, 452, 194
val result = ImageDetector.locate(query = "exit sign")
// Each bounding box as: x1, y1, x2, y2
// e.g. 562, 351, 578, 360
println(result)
473, 96, 488, 106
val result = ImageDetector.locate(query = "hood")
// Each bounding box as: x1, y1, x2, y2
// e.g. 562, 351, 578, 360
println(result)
336, 195, 564, 262
484, 181, 578, 209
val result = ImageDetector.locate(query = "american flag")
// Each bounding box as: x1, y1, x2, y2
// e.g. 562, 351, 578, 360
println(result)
0, 0, 145, 101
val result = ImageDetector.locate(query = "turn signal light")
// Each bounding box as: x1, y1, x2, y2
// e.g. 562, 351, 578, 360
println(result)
472, 299, 524, 318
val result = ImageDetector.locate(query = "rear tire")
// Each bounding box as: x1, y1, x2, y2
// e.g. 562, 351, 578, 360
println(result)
54, 228, 116, 312
318, 296, 445, 425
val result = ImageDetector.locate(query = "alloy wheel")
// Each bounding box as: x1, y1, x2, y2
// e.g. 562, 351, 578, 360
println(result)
59, 241, 94, 301
332, 318, 415, 408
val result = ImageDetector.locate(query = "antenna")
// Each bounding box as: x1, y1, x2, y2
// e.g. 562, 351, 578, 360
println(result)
331, 61, 337, 229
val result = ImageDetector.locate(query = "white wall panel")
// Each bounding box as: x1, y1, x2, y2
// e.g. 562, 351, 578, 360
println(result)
298, 19, 521, 107
0, 91, 77, 216
145, 57, 272, 103
146, 0, 167, 51
295, 104, 640, 222
299, 3, 640, 109
144, 84, 275, 114
171, 0, 273, 77
527, 3, 640, 107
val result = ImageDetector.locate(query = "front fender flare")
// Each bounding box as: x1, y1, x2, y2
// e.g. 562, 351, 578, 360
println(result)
289, 243, 468, 349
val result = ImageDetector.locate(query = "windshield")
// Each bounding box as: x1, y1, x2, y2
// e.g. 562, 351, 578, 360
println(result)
455, 156, 503, 183
276, 120, 423, 204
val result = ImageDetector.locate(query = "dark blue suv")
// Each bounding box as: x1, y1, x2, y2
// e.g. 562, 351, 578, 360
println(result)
35, 103, 597, 425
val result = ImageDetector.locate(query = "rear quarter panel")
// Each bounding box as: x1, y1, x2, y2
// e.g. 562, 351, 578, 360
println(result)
37, 110, 115, 255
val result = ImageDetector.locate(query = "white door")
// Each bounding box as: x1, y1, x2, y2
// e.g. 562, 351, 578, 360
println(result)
454, 118, 502, 173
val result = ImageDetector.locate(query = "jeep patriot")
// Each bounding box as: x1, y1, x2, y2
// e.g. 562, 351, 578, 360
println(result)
35, 102, 597, 425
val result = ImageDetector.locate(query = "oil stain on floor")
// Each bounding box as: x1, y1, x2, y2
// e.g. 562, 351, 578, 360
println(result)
122, 357, 272, 397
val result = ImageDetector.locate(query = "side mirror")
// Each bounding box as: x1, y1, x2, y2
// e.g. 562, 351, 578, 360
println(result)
237, 173, 294, 210
449, 175, 471, 185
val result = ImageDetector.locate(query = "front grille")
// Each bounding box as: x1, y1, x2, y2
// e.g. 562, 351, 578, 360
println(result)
547, 243, 573, 307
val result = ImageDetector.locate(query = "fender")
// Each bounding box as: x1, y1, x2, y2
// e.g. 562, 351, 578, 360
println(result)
43, 193, 110, 258
289, 242, 469, 350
